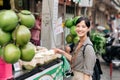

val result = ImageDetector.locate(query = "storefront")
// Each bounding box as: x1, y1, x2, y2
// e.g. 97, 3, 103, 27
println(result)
0, 1, 72, 80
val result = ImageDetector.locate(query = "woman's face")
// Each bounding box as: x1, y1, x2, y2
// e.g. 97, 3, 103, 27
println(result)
76, 20, 90, 38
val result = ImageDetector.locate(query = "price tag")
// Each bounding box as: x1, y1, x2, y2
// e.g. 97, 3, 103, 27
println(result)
13, 62, 22, 71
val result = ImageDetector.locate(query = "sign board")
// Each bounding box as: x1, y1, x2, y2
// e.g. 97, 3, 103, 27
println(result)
54, 17, 63, 35
78, 0, 93, 7
13, 62, 22, 71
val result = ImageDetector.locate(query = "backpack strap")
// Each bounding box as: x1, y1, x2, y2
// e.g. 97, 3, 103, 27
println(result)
69, 43, 75, 53
83, 44, 103, 74
83, 44, 93, 55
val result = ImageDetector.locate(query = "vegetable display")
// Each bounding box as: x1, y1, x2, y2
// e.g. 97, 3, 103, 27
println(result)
0, 10, 35, 64
90, 31, 106, 55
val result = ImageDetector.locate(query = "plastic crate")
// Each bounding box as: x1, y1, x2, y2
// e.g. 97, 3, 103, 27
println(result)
0, 58, 13, 80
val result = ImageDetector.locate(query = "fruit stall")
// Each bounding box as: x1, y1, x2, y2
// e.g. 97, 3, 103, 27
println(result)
14, 59, 63, 80
0, 45, 63, 80
0, 9, 66, 80
0, 8, 108, 80
13, 46, 63, 80
0, 9, 81, 80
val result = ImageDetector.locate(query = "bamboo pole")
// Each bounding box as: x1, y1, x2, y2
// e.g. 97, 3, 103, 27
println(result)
10, 0, 15, 10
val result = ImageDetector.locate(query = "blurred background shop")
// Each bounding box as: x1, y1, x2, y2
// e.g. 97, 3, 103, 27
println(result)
1, 0, 120, 49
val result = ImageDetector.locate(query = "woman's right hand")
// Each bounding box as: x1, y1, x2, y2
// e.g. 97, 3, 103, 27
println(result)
53, 48, 72, 61
53, 48, 65, 54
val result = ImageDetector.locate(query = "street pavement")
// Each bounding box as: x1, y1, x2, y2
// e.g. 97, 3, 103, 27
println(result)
64, 56, 120, 80
99, 56, 120, 80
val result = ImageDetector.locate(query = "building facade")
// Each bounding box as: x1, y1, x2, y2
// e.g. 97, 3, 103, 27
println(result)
0, 0, 119, 48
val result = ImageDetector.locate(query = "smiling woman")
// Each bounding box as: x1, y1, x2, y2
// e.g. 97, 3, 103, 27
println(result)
53, 16, 96, 80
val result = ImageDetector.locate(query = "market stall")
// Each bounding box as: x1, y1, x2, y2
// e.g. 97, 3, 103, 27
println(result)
13, 46, 64, 80
0, 45, 64, 80
0, 9, 67, 80
14, 58, 63, 80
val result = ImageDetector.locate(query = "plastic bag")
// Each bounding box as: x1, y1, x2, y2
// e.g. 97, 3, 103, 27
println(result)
61, 55, 72, 77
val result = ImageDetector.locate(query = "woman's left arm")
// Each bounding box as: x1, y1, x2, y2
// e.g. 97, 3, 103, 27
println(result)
83, 45, 96, 79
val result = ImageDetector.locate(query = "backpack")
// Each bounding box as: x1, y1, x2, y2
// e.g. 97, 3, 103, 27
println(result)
83, 44, 103, 80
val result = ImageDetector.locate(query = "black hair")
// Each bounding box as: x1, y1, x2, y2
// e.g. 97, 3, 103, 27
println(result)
75, 17, 91, 36
75, 17, 90, 28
